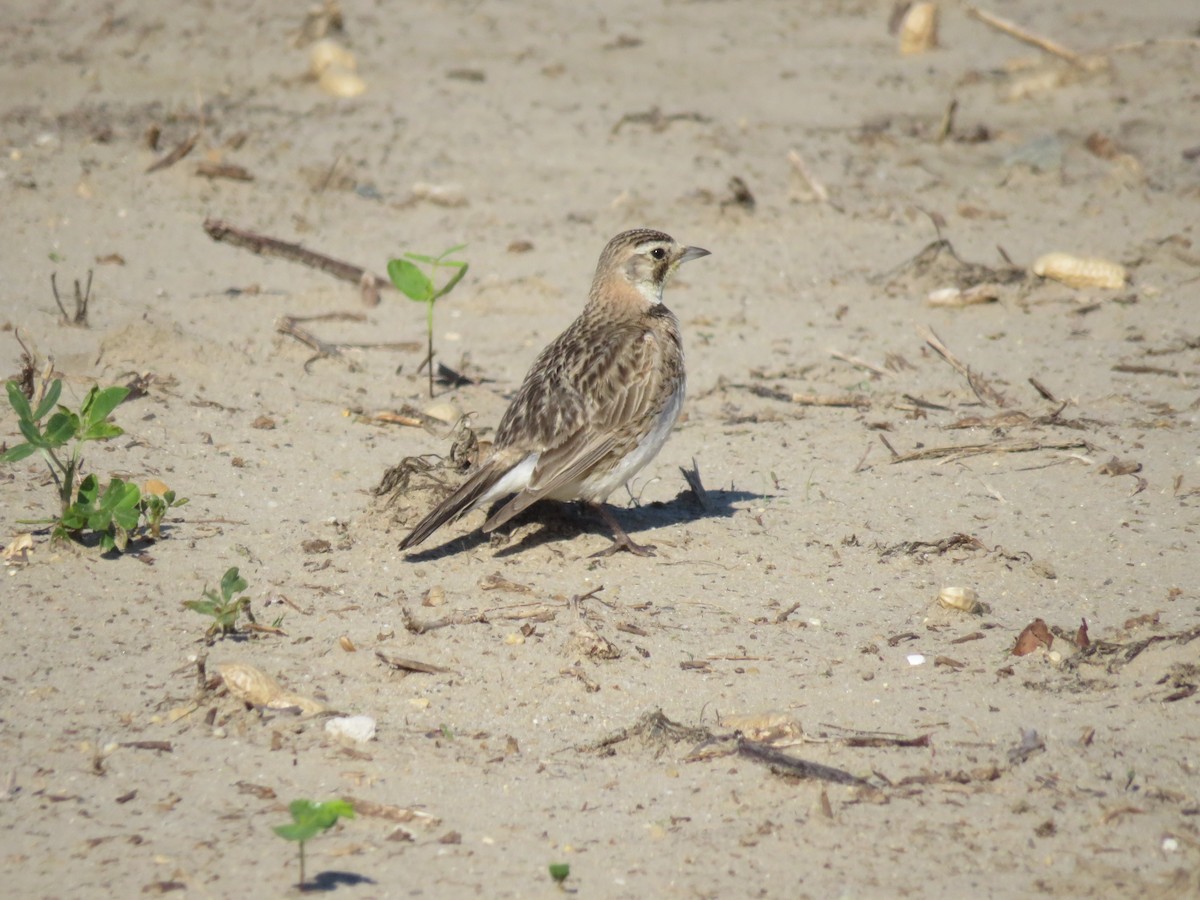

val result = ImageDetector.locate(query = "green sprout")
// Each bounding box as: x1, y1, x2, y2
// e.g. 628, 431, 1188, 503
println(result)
1, 378, 187, 552
273, 798, 355, 889
386, 244, 468, 397
183, 567, 251, 641
549, 863, 571, 889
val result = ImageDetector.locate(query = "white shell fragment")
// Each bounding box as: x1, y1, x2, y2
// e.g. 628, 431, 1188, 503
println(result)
308, 39, 356, 77
926, 284, 1002, 307
325, 715, 377, 743
899, 3, 938, 56
937, 586, 981, 614
319, 67, 367, 98
411, 182, 468, 207
906, 654, 927, 666
1032, 252, 1127, 289
309, 39, 367, 97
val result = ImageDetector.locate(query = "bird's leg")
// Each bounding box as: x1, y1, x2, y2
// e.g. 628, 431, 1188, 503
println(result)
588, 502, 656, 557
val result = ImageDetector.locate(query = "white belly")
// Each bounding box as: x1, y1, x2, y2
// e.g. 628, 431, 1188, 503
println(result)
568, 381, 685, 503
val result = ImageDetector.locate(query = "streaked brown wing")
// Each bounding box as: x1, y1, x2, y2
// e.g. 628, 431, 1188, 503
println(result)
482, 323, 665, 531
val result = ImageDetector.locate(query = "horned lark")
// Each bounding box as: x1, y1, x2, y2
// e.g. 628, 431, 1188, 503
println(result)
399, 228, 709, 557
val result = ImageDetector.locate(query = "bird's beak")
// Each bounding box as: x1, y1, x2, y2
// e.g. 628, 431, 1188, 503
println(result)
677, 245, 711, 265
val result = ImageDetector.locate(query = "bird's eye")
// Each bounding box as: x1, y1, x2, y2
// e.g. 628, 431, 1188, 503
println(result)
650, 247, 666, 260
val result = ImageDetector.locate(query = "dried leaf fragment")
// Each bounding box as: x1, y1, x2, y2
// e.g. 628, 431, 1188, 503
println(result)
218, 662, 281, 706
3, 532, 34, 565
720, 711, 803, 744
217, 662, 326, 716
1032, 252, 1127, 289
1013, 619, 1053, 656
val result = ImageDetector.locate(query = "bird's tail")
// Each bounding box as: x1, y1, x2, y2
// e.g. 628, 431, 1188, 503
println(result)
398, 459, 505, 551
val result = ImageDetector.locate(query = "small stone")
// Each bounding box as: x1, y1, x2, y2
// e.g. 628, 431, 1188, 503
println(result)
325, 715, 377, 744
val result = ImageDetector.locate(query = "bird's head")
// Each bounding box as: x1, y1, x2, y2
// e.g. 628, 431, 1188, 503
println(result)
593, 228, 710, 306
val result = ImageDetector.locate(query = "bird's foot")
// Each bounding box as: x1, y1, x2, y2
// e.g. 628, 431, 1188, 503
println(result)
590, 534, 656, 558
587, 502, 656, 557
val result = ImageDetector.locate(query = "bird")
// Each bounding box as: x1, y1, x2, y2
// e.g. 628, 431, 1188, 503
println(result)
399, 228, 710, 557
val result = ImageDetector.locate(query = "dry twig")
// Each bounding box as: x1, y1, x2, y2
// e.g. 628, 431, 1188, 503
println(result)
786, 148, 837, 208
275, 313, 419, 372
402, 604, 556, 634
918, 324, 1010, 408
962, 3, 1099, 70
203, 218, 393, 300
146, 132, 199, 172
890, 436, 1093, 464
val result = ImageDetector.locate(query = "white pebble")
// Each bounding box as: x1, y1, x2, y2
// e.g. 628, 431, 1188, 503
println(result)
906, 654, 926, 666
325, 715, 377, 743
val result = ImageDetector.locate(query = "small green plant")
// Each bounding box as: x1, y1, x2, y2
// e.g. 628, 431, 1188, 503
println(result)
274, 798, 355, 889
549, 862, 571, 889
1, 378, 187, 552
184, 567, 251, 640
386, 245, 468, 397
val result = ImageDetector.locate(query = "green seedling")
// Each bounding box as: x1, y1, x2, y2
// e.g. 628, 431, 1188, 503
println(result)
1, 378, 187, 552
184, 567, 251, 640
549, 863, 571, 889
386, 244, 468, 397
273, 798, 355, 889
141, 485, 188, 540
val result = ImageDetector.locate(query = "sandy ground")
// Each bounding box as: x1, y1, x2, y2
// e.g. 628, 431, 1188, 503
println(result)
2, 0, 1199, 897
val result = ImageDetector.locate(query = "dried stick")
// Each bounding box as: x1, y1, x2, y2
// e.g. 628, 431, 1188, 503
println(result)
786, 148, 830, 204
146, 132, 199, 173
962, 3, 1096, 70
403, 604, 556, 634
203, 218, 393, 295
275, 313, 418, 372
890, 436, 1092, 464
917, 324, 1009, 408
736, 737, 871, 787
830, 350, 891, 378
749, 385, 871, 409
374, 651, 454, 675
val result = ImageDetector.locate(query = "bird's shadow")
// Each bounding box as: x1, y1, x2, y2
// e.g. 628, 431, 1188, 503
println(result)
401, 485, 765, 561
300, 871, 377, 893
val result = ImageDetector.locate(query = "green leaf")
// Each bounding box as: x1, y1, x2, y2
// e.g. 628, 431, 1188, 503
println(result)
61, 503, 89, 531
43, 411, 79, 447
0, 442, 37, 463
386, 259, 434, 302
81, 422, 124, 442
6, 381, 34, 422
437, 243, 468, 261
17, 418, 47, 448
273, 822, 319, 843
402, 251, 438, 265
97, 478, 139, 515
549, 863, 570, 883
220, 567, 248, 601
77, 473, 101, 504
183, 599, 221, 618
32, 379, 63, 421
275, 799, 355, 844
81, 386, 130, 429
432, 260, 468, 301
